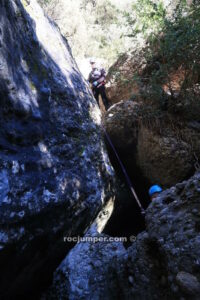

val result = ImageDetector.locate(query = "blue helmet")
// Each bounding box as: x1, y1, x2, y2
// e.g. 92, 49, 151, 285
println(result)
149, 185, 162, 197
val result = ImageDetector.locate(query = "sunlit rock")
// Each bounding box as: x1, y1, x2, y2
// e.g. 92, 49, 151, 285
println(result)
0, 0, 115, 297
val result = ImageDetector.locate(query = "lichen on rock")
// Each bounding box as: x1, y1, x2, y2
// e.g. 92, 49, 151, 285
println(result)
0, 0, 115, 298
50, 172, 200, 299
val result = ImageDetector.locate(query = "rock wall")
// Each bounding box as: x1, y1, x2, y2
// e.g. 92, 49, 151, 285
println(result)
104, 98, 200, 188
105, 40, 200, 193
51, 172, 200, 300
0, 0, 115, 298
106, 51, 146, 105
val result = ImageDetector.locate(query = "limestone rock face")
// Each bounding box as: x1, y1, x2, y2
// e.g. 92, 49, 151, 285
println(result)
105, 100, 139, 149
48, 234, 126, 300
46, 199, 124, 300
136, 126, 192, 187
51, 172, 200, 300
104, 100, 200, 187
176, 271, 200, 295
106, 51, 146, 105
106, 39, 200, 188
118, 172, 200, 299
0, 0, 115, 298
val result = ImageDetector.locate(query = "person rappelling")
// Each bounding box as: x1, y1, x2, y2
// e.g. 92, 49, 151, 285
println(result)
148, 185, 163, 201
88, 58, 109, 110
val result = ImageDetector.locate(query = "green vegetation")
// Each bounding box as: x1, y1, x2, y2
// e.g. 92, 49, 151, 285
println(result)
125, 0, 200, 108
38, 0, 133, 67
124, 0, 166, 39
38, 0, 200, 109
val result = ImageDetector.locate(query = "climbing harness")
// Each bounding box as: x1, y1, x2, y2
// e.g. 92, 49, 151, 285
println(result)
101, 125, 146, 216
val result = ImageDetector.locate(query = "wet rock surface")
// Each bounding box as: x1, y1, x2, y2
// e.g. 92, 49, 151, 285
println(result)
0, 0, 115, 298
52, 172, 200, 300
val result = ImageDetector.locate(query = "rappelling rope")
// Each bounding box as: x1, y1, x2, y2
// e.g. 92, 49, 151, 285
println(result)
101, 124, 146, 216
194, 152, 200, 171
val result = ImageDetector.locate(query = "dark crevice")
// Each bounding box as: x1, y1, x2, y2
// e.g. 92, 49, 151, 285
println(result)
103, 135, 151, 244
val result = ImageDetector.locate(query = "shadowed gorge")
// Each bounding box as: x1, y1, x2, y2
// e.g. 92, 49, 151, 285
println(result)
103, 138, 149, 241
1, 0, 200, 299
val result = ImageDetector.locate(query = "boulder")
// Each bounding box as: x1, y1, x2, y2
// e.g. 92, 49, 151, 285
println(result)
104, 100, 200, 187
45, 199, 124, 300
106, 51, 146, 105
0, 0, 115, 298
176, 271, 200, 295
50, 172, 200, 299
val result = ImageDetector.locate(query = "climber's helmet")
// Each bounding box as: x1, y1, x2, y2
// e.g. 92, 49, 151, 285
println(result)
90, 58, 96, 65
149, 185, 162, 200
